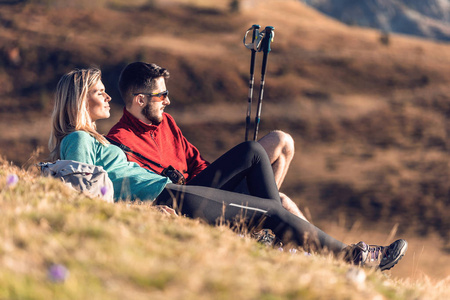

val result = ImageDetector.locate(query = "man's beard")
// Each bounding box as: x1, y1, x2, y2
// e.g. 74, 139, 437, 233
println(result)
142, 103, 163, 125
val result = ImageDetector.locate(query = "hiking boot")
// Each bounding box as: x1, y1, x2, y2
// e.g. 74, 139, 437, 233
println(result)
344, 239, 408, 271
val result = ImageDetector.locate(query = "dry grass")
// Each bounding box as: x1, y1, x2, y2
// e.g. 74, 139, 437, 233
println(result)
1, 159, 449, 299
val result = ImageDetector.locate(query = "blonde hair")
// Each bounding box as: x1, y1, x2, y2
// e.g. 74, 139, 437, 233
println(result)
49, 68, 108, 161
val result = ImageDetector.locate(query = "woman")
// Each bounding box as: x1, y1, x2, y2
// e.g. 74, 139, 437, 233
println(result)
49, 68, 408, 271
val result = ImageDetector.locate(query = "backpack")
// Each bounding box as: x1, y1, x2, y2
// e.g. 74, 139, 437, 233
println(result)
38, 160, 114, 203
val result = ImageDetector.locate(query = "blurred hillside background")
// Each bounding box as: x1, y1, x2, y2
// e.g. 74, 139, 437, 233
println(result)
303, 0, 450, 42
0, 0, 449, 281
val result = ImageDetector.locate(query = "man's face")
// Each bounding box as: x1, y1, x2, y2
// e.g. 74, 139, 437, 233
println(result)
140, 77, 170, 125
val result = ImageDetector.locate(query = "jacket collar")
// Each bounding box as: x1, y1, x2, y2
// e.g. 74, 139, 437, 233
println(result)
121, 108, 159, 134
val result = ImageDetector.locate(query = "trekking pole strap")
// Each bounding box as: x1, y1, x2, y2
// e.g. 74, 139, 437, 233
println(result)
243, 24, 263, 51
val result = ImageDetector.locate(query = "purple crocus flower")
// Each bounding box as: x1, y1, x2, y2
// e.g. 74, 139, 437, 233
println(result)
6, 174, 19, 187
100, 186, 108, 196
48, 264, 69, 283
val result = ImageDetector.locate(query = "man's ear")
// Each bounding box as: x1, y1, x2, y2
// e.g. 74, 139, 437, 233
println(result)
134, 94, 145, 106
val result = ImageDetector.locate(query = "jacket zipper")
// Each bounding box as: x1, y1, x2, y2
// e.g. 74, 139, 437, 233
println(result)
150, 132, 163, 167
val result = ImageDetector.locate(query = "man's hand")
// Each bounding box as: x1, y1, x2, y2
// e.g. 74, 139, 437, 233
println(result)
154, 205, 179, 216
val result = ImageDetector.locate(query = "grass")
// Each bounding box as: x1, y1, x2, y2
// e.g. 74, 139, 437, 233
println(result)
0, 159, 449, 299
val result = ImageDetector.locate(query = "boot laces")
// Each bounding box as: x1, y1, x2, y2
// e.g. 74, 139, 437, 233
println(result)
364, 245, 385, 266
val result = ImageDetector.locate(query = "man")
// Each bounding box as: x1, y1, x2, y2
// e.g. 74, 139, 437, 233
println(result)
107, 62, 307, 221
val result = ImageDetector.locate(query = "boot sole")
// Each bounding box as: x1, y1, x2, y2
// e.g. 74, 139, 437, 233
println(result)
379, 239, 408, 271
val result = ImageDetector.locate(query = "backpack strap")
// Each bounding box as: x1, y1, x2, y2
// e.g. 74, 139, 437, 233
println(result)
105, 137, 186, 185
106, 137, 163, 172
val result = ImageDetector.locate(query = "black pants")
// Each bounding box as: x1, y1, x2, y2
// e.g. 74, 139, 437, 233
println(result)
188, 141, 279, 199
155, 142, 347, 254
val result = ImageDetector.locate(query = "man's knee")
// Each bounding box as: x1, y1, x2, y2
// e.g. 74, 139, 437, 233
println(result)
271, 130, 295, 159
258, 130, 296, 161
242, 140, 267, 157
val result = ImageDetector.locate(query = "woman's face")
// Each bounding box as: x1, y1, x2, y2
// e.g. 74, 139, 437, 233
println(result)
87, 80, 111, 122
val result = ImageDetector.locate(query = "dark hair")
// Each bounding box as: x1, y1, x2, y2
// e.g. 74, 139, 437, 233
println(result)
118, 62, 170, 107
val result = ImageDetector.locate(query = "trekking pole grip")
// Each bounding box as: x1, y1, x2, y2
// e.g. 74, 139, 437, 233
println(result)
262, 26, 274, 54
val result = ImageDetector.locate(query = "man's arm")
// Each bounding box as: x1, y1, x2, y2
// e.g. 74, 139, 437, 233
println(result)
165, 114, 210, 181
182, 138, 210, 180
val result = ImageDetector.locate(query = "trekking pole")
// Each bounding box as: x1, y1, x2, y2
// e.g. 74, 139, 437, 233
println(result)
253, 26, 274, 141
243, 24, 261, 141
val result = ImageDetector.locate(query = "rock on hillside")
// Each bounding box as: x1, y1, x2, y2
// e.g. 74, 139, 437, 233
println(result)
303, 0, 450, 41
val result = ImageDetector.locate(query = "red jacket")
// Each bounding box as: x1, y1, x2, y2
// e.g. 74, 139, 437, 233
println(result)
107, 109, 210, 182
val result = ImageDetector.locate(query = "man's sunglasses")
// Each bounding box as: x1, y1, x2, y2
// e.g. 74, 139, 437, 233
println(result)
133, 90, 169, 101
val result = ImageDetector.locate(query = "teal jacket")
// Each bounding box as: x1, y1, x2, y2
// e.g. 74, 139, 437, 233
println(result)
60, 131, 171, 201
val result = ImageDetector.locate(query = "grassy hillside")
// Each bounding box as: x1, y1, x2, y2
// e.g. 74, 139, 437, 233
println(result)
0, 0, 449, 283
1, 159, 449, 299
